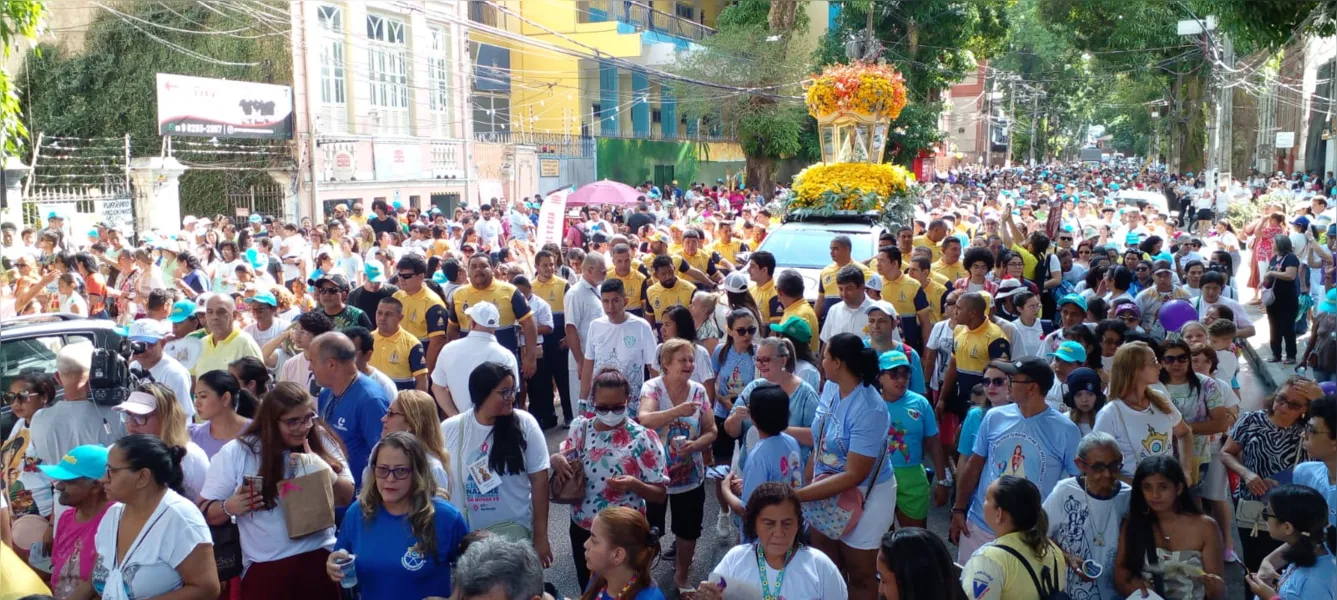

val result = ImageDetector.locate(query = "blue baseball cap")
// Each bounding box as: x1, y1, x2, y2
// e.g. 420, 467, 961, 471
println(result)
248, 214, 263, 223
47, 211, 62, 220
1058, 293, 1088, 312
38, 445, 109, 481
246, 292, 278, 308
878, 350, 910, 371
364, 259, 388, 284
245, 247, 269, 270
1054, 341, 1088, 364
168, 300, 200, 323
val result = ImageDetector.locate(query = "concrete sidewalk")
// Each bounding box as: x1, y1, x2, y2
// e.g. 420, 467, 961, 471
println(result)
1234, 284, 1309, 409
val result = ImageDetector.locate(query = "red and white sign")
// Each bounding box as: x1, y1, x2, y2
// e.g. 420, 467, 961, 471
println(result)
536, 187, 570, 248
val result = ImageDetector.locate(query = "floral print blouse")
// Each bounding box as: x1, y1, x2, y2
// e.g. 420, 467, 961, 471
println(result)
558, 417, 669, 530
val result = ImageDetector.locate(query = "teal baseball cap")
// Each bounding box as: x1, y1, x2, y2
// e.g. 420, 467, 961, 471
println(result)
769, 315, 812, 344
168, 299, 200, 323
878, 350, 910, 371
38, 445, 109, 481
246, 292, 278, 308
248, 214, 263, 223
1058, 293, 1087, 312
365, 259, 388, 284
1054, 341, 1088, 364
1124, 232, 1141, 246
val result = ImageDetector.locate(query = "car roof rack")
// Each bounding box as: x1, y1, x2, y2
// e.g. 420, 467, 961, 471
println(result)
782, 210, 880, 225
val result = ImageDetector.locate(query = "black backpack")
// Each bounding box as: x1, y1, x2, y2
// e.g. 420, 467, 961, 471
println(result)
996, 545, 1072, 600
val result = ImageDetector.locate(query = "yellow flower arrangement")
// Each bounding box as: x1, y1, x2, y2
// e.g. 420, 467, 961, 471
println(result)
805, 62, 908, 120
790, 162, 915, 210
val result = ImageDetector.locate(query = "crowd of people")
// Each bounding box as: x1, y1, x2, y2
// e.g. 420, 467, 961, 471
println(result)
0, 164, 1334, 600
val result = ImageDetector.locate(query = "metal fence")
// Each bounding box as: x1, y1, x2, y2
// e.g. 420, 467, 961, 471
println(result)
224, 183, 285, 218
582, 0, 716, 41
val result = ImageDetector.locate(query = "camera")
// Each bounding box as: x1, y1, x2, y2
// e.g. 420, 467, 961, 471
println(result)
89, 337, 150, 406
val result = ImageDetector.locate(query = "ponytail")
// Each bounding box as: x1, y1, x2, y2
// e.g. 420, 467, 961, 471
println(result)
1271, 484, 1334, 568
993, 476, 1050, 559
578, 508, 661, 600
826, 333, 881, 389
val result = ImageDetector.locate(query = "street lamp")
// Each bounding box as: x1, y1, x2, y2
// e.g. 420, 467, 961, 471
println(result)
0, 156, 30, 225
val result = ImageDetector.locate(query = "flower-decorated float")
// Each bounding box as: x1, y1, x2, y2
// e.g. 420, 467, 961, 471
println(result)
788, 61, 917, 225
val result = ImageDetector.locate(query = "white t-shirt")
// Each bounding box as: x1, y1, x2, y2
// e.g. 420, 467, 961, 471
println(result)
164, 335, 204, 372
926, 320, 956, 391
582, 315, 657, 408
1009, 318, 1047, 360
439, 410, 549, 533
90, 489, 212, 600
182, 442, 211, 501
1092, 399, 1184, 478
1043, 477, 1131, 600
654, 342, 715, 385
200, 434, 353, 567
365, 366, 399, 402
564, 280, 605, 371
244, 319, 289, 350
430, 332, 520, 414
708, 544, 847, 600
818, 299, 872, 343
132, 357, 196, 419
475, 217, 503, 248
278, 236, 307, 282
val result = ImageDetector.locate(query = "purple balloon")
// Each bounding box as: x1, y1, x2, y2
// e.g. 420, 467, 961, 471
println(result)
1158, 299, 1198, 334
1321, 381, 1336, 397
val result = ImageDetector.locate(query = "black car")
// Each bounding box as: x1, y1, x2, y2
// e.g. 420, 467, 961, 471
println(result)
0, 314, 125, 439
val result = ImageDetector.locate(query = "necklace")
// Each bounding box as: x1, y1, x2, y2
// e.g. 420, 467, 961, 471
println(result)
1080, 477, 1117, 547
756, 543, 794, 600
602, 575, 636, 600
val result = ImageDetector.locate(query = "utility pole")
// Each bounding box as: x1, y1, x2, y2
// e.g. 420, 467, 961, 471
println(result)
1005, 78, 1017, 167
985, 73, 995, 167
1029, 90, 1041, 167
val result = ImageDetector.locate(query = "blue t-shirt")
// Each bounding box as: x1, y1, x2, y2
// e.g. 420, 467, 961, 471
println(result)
585, 581, 667, 600
968, 404, 1081, 533
1294, 461, 1337, 529
334, 497, 469, 600
742, 434, 804, 506
735, 378, 821, 470
813, 382, 894, 488
1277, 554, 1337, 600
864, 339, 927, 396
318, 373, 391, 489
714, 345, 756, 418
884, 390, 938, 468
957, 406, 986, 456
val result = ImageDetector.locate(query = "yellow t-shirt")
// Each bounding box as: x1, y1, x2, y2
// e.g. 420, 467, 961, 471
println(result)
781, 299, 821, 354
711, 239, 748, 265
531, 275, 569, 315
678, 249, 721, 280
953, 320, 1012, 377
450, 280, 533, 351
394, 287, 448, 342
638, 254, 690, 278
194, 329, 262, 378
960, 533, 1067, 600
913, 234, 944, 263
644, 279, 695, 323
426, 239, 453, 260
922, 279, 948, 323
606, 268, 648, 311
370, 326, 428, 384
932, 259, 969, 285
750, 279, 782, 325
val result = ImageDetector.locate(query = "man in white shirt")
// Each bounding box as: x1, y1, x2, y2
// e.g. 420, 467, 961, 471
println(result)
430, 302, 520, 416
475, 203, 504, 250
819, 264, 873, 346
127, 318, 196, 418
278, 223, 307, 285
580, 278, 657, 417
242, 292, 288, 348
564, 252, 607, 413
1192, 270, 1256, 338
508, 200, 534, 243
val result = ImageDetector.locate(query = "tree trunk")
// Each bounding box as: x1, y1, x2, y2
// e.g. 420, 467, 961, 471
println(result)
746, 155, 777, 197
1173, 71, 1207, 174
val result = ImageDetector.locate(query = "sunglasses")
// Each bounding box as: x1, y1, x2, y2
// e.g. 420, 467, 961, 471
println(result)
316, 287, 340, 295
593, 406, 627, 416
397, 272, 420, 280
120, 412, 153, 426
984, 377, 1008, 388
0, 391, 37, 405
1078, 250, 1091, 256
373, 465, 413, 481
1162, 354, 1189, 364
734, 326, 758, 336
1274, 397, 1306, 412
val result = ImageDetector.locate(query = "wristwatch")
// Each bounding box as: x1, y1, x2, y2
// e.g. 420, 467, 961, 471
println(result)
936, 475, 954, 488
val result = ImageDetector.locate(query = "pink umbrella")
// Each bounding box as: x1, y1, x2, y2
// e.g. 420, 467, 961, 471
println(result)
566, 180, 641, 207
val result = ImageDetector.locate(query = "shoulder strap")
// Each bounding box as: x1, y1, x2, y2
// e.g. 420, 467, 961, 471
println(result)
995, 544, 1052, 599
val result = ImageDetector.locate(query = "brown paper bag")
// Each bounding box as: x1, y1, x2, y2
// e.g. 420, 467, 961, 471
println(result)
278, 454, 335, 539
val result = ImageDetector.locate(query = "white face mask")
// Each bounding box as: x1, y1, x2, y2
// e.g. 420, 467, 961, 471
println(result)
595, 409, 627, 427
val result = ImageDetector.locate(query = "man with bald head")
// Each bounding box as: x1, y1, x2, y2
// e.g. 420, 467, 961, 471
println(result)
312, 331, 390, 490
193, 293, 262, 379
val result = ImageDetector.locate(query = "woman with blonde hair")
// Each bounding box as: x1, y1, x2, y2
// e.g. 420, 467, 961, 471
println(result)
326, 432, 468, 600
372, 390, 452, 494
580, 507, 665, 600
116, 382, 212, 500
1092, 341, 1194, 483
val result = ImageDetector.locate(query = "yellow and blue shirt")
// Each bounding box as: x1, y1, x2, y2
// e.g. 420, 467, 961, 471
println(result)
949, 320, 1011, 416
711, 239, 748, 265
912, 235, 944, 263
882, 273, 929, 350
819, 261, 873, 315
370, 326, 427, 389
531, 275, 570, 344
393, 287, 448, 343
679, 249, 721, 280
750, 279, 783, 326
449, 280, 533, 351
780, 299, 821, 354
931, 259, 969, 286
606, 267, 649, 316
643, 279, 695, 323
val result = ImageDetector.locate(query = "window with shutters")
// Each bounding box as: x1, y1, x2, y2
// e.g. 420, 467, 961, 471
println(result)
316, 5, 348, 133
367, 14, 411, 136
428, 26, 454, 138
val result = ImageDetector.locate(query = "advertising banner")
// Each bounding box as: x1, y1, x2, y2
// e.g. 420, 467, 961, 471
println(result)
536, 187, 570, 248
157, 73, 294, 140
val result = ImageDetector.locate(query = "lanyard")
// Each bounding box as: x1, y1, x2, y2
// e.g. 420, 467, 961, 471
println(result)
755, 543, 793, 600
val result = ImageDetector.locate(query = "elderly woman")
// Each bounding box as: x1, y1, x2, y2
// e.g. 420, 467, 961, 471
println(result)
724, 337, 820, 471
1263, 234, 1302, 364
1043, 432, 1132, 600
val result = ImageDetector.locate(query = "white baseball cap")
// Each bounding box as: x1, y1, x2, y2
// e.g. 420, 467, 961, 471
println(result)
115, 391, 158, 415
721, 271, 749, 294
127, 319, 171, 343
465, 302, 501, 329
865, 274, 884, 292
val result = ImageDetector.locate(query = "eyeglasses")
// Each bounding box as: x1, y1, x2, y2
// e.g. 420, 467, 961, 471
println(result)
754, 356, 777, 366
496, 387, 518, 401
279, 412, 318, 429
734, 326, 758, 336
1260, 506, 1275, 521
104, 464, 136, 477
885, 369, 911, 381
316, 287, 340, 295
1081, 460, 1123, 474
120, 412, 153, 426
373, 465, 413, 481
1162, 354, 1189, 364
1136, 266, 1149, 272
1078, 250, 1091, 256
984, 377, 1008, 388
594, 406, 627, 416
1274, 397, 1306, 412
1304, 423, 1329, 437
385, 409, 406, 419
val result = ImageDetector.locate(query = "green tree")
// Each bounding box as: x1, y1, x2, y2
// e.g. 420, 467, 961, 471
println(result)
670, 0, 810, 194
812, 0, 1012, 165
0, 0, 45, 155
20, 0, 290, 216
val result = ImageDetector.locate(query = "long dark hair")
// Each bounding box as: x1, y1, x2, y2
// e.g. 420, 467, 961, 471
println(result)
825, 333, 880, 388
726, 290, 761, 327
716, 308, 757, 366
240, 382, 347, 510
992, 476, 1051, 559
1270, 484, 1337, 567
1063, 325, 1103, 371
228, 356, 271, 399
662, 305, 698, 343
115, 434, 187, 496
198, 369, 258, 419
1157, 339, 1201, 398
1122, 456, 1201, 576
467, 362, 528, 476
879, 528, 968, 600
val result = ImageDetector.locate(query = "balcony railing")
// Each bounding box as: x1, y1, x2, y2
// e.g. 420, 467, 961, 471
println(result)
581, 0, 716, 42
473, 128, 736, 155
